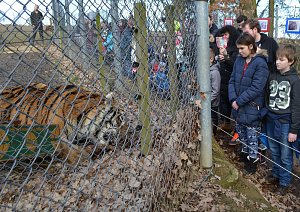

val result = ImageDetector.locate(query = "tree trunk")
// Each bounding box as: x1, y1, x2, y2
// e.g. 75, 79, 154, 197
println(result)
240, 0, 257, 18
268, 0, 274, 37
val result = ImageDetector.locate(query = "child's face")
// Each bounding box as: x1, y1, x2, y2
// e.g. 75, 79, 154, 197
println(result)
237, 44, 252, 58
276, 56, 293, 73
210, 57, 214, 65
222, 32, 230, 39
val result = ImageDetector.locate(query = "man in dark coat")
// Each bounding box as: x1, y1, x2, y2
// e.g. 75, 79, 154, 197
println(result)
30, 4, 44, 45
242, 19, 278, 73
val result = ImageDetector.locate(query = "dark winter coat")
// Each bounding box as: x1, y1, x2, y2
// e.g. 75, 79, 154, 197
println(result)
120, 26, 133, 61
217, 25, 240, 96
266, 68, 300, 134
256, 33, 278, 73
219, 45, 239, 96
228, 50, 269, 126
209, 23, 218, 37
30, 10, 43, 27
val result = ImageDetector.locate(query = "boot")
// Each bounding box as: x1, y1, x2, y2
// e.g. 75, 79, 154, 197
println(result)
265, 174, 279, 185
244, 156, 259, 174
259, 149, 267, 165
258, 143, 267, 165
238, 152, 248, 163
220, 122, 232, 132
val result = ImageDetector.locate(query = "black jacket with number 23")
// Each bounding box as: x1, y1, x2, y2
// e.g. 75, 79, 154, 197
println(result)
266, 68, 300, 134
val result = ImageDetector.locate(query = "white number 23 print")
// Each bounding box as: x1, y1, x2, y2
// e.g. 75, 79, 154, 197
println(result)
269, 80, 291, 109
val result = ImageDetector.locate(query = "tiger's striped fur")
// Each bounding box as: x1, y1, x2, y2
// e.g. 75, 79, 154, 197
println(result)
0, 83, 132, 164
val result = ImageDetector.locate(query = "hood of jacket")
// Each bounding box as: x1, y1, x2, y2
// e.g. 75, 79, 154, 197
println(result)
254, 49, 268, 61
210, 62, 220, 72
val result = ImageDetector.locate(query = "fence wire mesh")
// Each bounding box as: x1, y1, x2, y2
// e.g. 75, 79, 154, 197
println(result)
0, 0, 200, 210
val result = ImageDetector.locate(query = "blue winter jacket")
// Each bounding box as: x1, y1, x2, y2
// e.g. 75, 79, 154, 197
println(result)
103, 31, 113, 53
228, 50, 269, 126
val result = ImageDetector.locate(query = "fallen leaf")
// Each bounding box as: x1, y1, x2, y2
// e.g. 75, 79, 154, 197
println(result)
129, 177, 141, 188
180, 152, 188, 161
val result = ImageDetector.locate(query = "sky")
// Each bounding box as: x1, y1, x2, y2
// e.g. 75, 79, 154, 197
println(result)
0, 0, 299, 38
256, 0, 300, 38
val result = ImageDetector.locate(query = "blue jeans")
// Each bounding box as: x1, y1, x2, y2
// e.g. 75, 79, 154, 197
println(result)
236, 123, 260, 159
266, 120, 293, 187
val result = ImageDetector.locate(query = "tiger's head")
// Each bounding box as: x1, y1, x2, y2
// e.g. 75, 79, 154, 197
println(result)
73, 92, 141, 152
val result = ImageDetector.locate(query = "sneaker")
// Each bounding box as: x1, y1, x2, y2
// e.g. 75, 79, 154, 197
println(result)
228, 132, 240, 146
244, 156, 259, 174
265, 174, 279, 185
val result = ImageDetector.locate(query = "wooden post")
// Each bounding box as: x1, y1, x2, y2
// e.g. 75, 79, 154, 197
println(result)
96, 13, 107, 95
268, 0, 275, 37
165, 5, 179, 115
134, 2, 151, 155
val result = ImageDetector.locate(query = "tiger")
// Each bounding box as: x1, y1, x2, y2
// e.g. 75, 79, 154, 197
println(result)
0, 83, 140, 164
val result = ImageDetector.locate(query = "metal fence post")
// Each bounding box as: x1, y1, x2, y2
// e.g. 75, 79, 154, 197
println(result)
274, 5, 279, 41
134, 2, 151, 155
78, 0, 88, 70
51, 0, 59, 46
58, 2, 64, 49
111, 0, 124, 91
95, 14, 107, 95
195, 0, 212, 168
64, 0, 73, 59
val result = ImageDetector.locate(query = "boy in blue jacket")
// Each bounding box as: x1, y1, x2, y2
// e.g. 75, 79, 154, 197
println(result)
149, 62, 170, 99
228, 32, 269, 174
265, 44, 300, 195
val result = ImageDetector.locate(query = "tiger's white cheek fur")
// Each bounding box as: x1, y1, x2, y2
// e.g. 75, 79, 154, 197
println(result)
78, 102, 112, 140
79, 108, 105, 138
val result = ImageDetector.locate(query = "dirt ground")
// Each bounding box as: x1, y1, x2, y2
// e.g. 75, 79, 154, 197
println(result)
215, 130, 300, 211
0, 44, 63, 89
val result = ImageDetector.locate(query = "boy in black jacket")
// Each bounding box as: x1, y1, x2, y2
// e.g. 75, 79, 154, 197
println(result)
265, 44, 300, 195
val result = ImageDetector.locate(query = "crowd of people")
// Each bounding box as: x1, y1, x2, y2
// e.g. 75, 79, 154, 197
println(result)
28, 4, 190, 101
97, 16, 192, 101
208, 15, 300, 195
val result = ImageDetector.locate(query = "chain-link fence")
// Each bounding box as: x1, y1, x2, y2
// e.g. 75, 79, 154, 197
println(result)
0, 0, 202, 210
